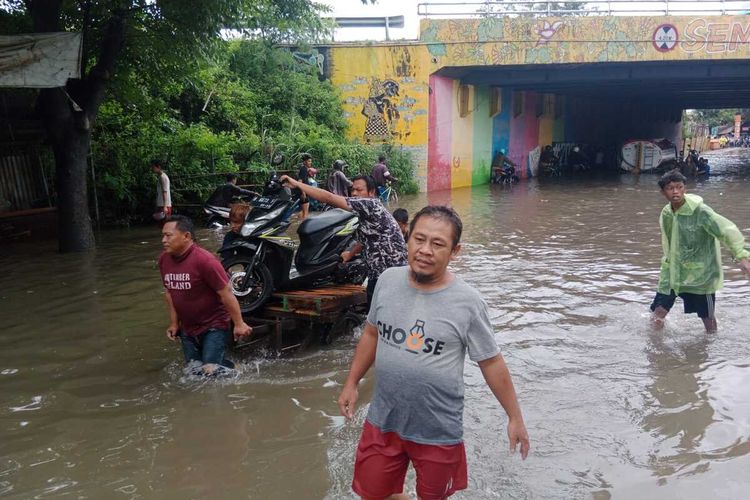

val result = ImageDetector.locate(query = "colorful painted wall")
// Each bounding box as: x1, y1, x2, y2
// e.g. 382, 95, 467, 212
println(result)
326, 15, 750, 191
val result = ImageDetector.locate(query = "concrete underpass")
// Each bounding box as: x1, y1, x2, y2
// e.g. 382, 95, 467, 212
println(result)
323, 13, 750, 191
429, 59, 750, 184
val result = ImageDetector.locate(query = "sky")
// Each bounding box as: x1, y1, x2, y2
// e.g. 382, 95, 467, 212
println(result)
322, 0, 422, 41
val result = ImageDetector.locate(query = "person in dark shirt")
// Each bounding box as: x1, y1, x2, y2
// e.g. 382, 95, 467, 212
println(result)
279, 173, 407, 308
371, 154, 397, 203
205, 173, 258, 208
327, 160, 353, 196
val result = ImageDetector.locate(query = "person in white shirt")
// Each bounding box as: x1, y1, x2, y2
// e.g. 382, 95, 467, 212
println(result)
151, 159, 172, 221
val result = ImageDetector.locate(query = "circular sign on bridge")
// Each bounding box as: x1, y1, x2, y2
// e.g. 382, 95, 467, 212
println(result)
653, 24, 679, 52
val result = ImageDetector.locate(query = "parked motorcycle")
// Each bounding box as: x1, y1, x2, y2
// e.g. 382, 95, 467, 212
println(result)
496, 165, 520, 184
218, 172, 367, 313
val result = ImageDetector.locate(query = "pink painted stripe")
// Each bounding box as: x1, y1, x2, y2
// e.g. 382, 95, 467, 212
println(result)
428, 75, 453, 192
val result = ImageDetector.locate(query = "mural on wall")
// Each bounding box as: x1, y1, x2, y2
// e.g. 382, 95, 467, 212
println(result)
420, 15, 750, 68
362, 78, 401, 143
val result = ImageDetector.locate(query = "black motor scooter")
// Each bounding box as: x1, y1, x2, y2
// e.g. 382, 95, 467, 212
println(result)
218, 173, 366, 313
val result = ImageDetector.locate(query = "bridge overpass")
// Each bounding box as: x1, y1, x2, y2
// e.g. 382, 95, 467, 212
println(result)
312, 6, 750, 191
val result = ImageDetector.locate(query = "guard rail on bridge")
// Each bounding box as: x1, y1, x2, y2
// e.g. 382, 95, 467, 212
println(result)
417, 1, 750, 17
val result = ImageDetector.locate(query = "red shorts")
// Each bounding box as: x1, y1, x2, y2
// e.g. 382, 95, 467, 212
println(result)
352, 421, 468, 500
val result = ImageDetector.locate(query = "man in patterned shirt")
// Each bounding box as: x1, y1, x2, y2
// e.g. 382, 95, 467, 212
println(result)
279, 174, 407, 308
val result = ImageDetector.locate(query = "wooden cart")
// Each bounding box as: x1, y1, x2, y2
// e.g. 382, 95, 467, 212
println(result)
233, 284, 366, 354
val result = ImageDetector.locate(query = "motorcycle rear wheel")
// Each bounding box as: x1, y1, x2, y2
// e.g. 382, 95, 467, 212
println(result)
223, 257, 273, 313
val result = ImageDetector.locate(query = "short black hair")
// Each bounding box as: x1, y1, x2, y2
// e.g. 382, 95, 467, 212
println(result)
658, 169, 687, 189
226, 173, 237, 182
409, 205, 463, 248
351, 174, 376, 194
151, 159, 162, 169
392, 208, 408, 224
166, 214, 194, 238
301, 153, 312, 161
378, 154, 386, 162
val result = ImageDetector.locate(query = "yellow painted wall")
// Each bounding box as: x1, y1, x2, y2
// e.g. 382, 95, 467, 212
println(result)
328, 45, 432, 188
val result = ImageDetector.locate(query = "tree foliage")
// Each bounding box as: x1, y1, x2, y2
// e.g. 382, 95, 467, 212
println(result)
92, 40, 417, 223
0, 0, 417, 240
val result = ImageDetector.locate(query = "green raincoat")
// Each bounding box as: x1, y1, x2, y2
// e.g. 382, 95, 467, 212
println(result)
658, 193, 750, 295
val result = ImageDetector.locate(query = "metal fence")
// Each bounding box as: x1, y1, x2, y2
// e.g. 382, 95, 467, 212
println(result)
0, 148, 53, 214
417, 1, 750, 17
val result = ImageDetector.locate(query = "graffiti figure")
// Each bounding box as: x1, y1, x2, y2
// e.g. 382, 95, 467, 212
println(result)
362, 78, 400, 143
536, 21, 563, 46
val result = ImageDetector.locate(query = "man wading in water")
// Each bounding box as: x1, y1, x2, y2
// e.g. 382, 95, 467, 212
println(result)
159, 215, 252, 375
337, 205, 530, 499
651, 170, 750, 332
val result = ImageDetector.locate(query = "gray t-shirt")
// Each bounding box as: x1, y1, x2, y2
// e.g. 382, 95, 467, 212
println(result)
365, 266, 500, 445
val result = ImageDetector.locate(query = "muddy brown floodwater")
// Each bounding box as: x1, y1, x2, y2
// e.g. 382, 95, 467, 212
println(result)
2, 149, 750, 499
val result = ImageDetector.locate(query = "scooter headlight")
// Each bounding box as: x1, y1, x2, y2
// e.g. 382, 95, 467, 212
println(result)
240, 205, 285, 237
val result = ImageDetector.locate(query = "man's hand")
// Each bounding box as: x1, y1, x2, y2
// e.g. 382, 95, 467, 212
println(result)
341, 250, 353, 263
739, 258, 750, 279
166, 324, 179, 341
338, 383, 359, 420
279, 175, 298, 188
507, 417, 530, 460
233, 321, 252, 341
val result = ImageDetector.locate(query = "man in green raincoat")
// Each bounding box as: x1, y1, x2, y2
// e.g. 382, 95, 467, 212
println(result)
651, 170, 750, 332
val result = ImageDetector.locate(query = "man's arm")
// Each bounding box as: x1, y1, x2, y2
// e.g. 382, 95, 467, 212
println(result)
478, 354, 530, 460
216, 284, 253, 340
280, 175, 350, 211
231, 184, 259, 198
337, 322, 379, 419
701, 209, 750, 278
164, 290, 179, 341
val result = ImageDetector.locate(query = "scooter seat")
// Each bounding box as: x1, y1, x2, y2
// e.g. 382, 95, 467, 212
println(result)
298, 208, 355, 236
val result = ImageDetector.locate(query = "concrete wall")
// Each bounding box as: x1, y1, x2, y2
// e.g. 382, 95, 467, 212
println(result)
325, 14, 745, 191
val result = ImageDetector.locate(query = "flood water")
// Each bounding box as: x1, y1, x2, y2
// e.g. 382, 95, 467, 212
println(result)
2, 149, 750, 499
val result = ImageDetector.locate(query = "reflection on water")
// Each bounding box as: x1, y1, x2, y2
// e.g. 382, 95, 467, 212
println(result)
1, 149, 750, 498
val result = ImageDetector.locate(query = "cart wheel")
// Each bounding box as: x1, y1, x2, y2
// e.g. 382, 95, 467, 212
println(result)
319, 323, 335, 346
322, 311, 364, 345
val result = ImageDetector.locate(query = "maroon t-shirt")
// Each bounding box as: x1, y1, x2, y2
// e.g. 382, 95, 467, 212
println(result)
158, 243, 230, 337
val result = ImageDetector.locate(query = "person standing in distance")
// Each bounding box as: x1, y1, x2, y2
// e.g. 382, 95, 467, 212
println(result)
337, 205, 530, 500
371, 154, 397, 203
159, 215, 252, 375
151, 159, 172, 222
651, 169, 750, 332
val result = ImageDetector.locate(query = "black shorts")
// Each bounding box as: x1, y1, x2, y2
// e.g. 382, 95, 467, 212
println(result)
650, 291, 716, 319
292, 188, 308, 204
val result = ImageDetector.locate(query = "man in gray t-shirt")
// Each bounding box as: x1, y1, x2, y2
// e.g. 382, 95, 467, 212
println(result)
337, 205, 530, 499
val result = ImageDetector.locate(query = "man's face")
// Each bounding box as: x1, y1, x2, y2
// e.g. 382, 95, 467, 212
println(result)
662, 181, 686, 205
407, 216, 460, 282
151, 165, 160, 174
398, 222, 409, 237
229, 220, 243, 233
351, 179, 375, 198
303, 158, 312, 168
161, 222, 191, 255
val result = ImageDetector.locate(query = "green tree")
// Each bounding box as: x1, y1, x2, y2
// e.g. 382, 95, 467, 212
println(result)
0, 0, 330, 252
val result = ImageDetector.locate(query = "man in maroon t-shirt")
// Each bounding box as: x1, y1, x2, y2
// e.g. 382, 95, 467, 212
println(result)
159, 215, 251, 375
